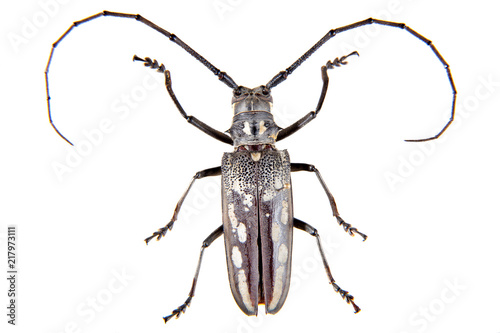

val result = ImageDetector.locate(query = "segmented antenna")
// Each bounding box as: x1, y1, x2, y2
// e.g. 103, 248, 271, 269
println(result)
46, 11, 238, 145
266, 18, 456, 142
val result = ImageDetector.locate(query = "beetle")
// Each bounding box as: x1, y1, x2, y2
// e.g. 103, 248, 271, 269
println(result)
45, 12, 456, 323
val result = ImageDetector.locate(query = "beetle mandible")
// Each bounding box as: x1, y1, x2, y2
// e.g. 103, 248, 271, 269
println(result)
45, 12, 456, 323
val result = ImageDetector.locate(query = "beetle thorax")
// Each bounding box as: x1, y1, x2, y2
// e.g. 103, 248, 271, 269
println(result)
228, 86, 280, 148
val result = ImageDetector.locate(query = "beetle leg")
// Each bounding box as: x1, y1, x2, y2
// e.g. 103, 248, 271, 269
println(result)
276, 52, 358, 142
145, 166, 221, 244
293, 218, 360, 313
163, 225, 224, 323
133, 55, 234, 145
291, 163, 367, 241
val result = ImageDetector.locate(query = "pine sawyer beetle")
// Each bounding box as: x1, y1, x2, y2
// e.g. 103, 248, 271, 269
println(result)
45, 12, 456, 322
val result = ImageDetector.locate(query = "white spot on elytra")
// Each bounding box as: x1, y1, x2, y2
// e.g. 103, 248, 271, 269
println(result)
232, 179, 253, 208
237, 269, 254, 312
272, 222, 280, 242
237, 223, 247, 243
278, 244, 288, 264
274, 176, 283, 190
243, 121, 252, 135
262, 190, 274, 202
232, 179, 242, 194
232, 246, 242, 268
242, 193, 253, 207
228, 203, 238, 228
268, 265, 285, 310
228, 203, 248, 243
281, 201, 289, 225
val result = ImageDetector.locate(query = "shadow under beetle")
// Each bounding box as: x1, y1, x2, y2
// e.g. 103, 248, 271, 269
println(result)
45, 12, 456, 323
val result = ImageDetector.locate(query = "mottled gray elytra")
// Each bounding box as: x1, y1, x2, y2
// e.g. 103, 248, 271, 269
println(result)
46, 11, 456, 323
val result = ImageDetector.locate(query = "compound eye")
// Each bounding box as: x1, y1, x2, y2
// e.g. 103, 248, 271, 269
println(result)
261, 86, 270, 96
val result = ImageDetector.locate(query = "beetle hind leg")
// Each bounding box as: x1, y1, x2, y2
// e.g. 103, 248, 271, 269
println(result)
163, 296, 192, 323
163, 225, 223, 323
293, 218, 360, 313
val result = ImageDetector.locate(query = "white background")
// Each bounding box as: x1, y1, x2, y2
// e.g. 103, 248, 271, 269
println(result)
1, 0, 499, 332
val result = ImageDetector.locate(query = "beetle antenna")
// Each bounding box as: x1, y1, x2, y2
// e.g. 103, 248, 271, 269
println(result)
45, 54, 74, 145
266, 18, 456, 142
46, 11, 239, 145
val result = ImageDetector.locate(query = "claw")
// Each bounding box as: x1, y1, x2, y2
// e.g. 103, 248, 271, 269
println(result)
144, 221, 175, 244
133, 54, 167, 73
332, 282, 360, 313
335, 216, 367, 241
163, 296, 192, 324
326, 51, 359, 69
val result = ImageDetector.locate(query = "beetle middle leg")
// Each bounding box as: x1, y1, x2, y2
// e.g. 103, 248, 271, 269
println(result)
291, 163, 367, 241
163, 225, 223, 323
293, 218, 360, 313
145, 166, 221, 244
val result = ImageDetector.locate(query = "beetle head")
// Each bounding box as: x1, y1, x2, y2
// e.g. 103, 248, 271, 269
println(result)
232, 86, 273, 115
228, 86, 280, 148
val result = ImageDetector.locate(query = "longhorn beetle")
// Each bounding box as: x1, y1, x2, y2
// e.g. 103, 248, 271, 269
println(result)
46, 12, 456, 323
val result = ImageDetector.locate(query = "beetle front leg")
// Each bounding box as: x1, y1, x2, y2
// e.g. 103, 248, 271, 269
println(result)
133, 56, 234, 145
293, 218, 360, 313
291, 163, 367, 241
163, 225, 223, 323
276, 51, 358, 142
145, 166, 221, 244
